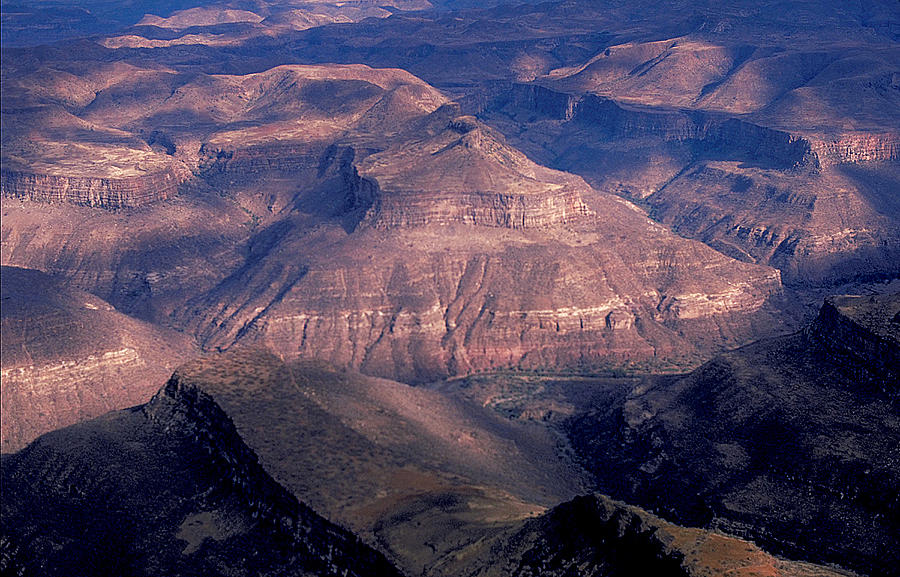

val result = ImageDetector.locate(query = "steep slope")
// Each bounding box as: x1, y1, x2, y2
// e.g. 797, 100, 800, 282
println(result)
567, 292, 900, 576
0, 266, 195, 452
0, 375, 403, 577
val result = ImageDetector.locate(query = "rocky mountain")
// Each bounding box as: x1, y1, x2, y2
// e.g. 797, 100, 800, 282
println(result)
176, 100, 785, 382
132, 348, 587, 575
2, 55, 787, 382
0, 266, 194, 452
566, 292, 900, 576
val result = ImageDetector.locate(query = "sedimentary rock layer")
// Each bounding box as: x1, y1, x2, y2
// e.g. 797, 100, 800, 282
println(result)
0, 166, 185, 209
0, 266, 194, 452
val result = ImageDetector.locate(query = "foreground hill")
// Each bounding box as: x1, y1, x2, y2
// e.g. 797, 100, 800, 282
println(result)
1, 349, 853, 577
0, 367, 403, 577
135, 348, 586, 574
567, 292, 900, 576
0, 266, 194, 452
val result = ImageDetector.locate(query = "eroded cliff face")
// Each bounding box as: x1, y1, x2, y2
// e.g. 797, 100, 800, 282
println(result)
359, 114, 593, 230
504, 84, 900, 169
643, 162, 900, 284
0, 166, 187, 209
502, 85, 816, 169
810, 132, 900, 165
369, 186, 591, 230
3, 64, 790, 384
0, 266, 194, 453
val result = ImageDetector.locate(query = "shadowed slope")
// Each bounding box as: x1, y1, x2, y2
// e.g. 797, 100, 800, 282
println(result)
567, 293, 900, 576
0, 373, 403, 577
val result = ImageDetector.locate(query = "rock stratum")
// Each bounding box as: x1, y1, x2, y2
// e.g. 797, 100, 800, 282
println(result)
0, 266, 194, 453
0, 166, 186, 209
567, 292, 900, 576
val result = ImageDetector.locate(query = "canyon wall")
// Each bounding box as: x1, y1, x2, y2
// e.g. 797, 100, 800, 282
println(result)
197, 142, 327, 178
0, 166, 186, 209
503, 83, 900, 168
810, 133, 900, 165
370, 186, 591, 229
218, 247, 782, 383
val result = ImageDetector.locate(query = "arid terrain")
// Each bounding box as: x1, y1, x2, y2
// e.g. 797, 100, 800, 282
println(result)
1, 0, 897, 575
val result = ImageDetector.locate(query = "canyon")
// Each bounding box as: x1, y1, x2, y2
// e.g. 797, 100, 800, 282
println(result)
2, 59, 788, 383
1, 0, 898, 576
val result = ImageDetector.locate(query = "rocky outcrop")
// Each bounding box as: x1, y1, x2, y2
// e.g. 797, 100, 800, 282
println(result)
458, 494, 690, 577
0, 166, 186, 209
198, 142, 327, 179
444, 493, 848, 577
370, 185, 591, 229
810, 132, 900, 165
